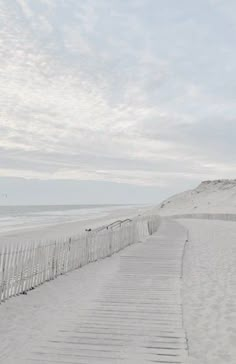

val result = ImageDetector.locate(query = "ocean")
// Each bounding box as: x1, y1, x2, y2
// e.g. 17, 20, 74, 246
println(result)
0, 204, 131, 234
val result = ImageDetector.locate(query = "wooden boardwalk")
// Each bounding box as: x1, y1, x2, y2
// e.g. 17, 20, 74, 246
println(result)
24, 219, 188, 364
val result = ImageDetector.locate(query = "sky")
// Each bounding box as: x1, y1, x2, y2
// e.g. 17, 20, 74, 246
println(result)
0, 0, 236, 205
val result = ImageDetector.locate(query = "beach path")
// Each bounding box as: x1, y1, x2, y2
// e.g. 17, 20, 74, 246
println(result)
0, 219, 188, 364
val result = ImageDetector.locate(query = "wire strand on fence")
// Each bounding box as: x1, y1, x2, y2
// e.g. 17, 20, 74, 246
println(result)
0, 215, 160, 304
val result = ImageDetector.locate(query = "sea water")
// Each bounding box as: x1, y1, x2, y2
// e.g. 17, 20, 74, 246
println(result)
0, 204, 130, 234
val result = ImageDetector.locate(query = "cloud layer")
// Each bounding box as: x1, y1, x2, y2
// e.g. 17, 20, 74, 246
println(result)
0, 0, 236, 195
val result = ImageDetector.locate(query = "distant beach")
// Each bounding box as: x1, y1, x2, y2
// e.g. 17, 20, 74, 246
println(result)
0, 204, 151, 246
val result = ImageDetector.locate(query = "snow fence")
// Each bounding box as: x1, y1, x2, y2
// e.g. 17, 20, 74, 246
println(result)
0, 215, 160, 304
170, 213, 236, 222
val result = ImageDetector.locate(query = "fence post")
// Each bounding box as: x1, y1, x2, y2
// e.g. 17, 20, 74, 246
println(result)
0, 246, 6, 303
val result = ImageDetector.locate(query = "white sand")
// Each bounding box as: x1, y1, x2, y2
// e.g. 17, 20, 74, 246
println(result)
155, 179, 236, 362
158, 180, 236, 216
180, 219, 236, 364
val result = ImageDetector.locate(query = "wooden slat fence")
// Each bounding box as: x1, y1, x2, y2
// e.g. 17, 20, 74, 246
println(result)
0, 215, 160, 304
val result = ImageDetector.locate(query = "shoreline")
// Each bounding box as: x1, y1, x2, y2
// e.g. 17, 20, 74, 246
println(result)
0, 205, 153, 246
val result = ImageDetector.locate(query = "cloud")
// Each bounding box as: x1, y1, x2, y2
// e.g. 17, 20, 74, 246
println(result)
0, 0, 236, 198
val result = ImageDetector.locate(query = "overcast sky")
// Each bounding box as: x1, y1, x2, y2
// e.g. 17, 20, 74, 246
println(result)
0, 0, 236, 205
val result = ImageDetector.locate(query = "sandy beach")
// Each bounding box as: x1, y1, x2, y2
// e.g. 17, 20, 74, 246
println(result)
0, 205, 151, 247
1, 180, 236, 363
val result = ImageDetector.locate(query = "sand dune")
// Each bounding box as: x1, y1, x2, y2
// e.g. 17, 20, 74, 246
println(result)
158, 179, 236, 215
